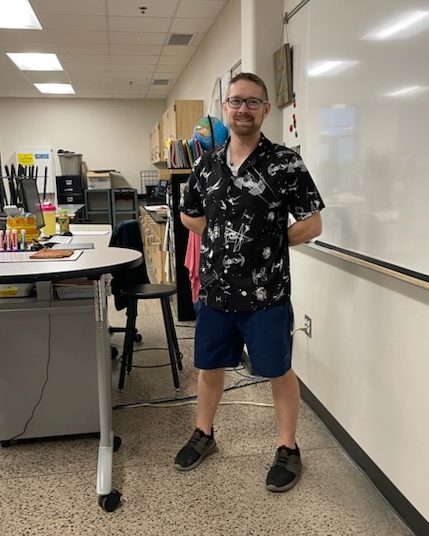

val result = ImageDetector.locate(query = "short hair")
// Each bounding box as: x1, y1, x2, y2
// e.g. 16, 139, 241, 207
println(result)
226, 72, 268, 101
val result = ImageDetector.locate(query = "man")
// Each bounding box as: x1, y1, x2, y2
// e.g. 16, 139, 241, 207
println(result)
175, 72, 324, 492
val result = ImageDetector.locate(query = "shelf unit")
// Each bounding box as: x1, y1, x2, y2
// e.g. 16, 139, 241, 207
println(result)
84, 188, 138, 227
150, 100, 203, 166
111, 189, 138, 227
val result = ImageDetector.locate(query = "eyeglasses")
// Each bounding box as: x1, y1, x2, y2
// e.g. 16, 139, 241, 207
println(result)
226, 97, 266, 110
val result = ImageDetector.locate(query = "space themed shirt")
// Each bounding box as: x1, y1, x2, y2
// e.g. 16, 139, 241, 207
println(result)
180, 134, 325, 312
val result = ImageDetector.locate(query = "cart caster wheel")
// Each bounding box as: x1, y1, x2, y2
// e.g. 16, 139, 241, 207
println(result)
134, 333, 143, 343
1, 440, 11, 448
111, 347, 119, 360
113, 435, 122, 452
98, 489, 122, 512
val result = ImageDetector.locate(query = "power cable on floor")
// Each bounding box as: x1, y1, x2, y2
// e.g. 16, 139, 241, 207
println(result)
113, 376, 269, 411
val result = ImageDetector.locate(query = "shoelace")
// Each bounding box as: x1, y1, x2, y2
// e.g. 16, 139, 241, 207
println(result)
275, 449, 291, 468
188, 431, 204, 447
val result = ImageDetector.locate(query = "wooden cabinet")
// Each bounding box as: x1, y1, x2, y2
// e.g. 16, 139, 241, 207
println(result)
149, 121, 163, 163
150, 99, 203, 165
139, 206, 167, 284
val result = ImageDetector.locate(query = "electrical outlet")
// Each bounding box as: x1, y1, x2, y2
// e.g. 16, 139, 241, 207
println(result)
304, 315, 312, 338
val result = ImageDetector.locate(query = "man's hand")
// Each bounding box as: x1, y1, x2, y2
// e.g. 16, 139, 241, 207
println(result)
180, 213, 207, 236
288, 212, 322, 246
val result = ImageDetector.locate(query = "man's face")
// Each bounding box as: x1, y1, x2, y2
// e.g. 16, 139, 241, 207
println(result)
223, 79, 270, 136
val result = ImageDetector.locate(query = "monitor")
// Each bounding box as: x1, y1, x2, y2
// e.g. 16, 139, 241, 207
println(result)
155, 180, 168, 200
19, 178, 45, 229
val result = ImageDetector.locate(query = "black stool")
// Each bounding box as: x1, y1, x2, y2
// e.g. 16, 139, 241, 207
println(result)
118, 283, 182, 391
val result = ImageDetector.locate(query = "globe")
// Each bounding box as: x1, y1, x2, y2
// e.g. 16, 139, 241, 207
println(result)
193, 115, 229, 151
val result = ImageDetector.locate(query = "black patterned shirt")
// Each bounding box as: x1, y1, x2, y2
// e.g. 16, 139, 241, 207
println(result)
180, 134, 325, 312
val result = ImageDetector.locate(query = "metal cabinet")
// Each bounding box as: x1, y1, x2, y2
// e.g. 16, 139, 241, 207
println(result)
84, 188, 138, 227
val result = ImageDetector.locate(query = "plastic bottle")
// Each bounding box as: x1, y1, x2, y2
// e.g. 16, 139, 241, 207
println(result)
41, 202, 57, 237
58, 208, 70, 234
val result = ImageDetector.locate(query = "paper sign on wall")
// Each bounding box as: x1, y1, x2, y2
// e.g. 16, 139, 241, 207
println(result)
15, 148, 55, 194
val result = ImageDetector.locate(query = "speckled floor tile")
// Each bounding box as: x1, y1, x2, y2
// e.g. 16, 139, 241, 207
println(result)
0, 299, 414, 535
0, 448, 412, 536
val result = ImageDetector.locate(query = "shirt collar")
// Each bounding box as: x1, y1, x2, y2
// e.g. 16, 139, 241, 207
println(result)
215, 133, 271, 164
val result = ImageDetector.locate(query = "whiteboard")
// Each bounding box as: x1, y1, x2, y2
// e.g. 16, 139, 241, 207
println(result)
283, 0, 429, 278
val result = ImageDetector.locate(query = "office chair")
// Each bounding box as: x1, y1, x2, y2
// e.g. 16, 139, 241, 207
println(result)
109, 219, 147, 355
110, 219, 183, 391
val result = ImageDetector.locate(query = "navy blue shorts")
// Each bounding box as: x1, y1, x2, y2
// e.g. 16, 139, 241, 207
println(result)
194, 301, 294, 378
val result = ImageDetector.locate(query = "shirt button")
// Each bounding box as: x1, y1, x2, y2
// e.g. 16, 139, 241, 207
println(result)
225, 245, 229, 249
223, 269, 227, 274
241, 291, 247, 296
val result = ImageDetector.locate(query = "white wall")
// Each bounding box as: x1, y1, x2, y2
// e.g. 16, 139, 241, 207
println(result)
0, 98, 165, 191
284, 0, 429, 522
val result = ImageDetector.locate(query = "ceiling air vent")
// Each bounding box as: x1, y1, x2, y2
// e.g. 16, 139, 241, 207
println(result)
153, 79, 169, 86
167, 33, 193, 46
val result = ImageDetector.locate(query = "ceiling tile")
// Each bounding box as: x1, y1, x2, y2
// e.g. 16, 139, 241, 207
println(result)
109, 55, 159, 65
108, 17, 171, 33
162, 45, 197, 57
170, 17, 214, 34
32, 0, 107, 16
108, 32, 168, 45
46, 30, 108, 44
54, 44, 110, 55
107, 0, 179, 18
109, 45, 163, 56
38, 14, 107, 31
158, 55, 190, 66
176, 1, 226, 19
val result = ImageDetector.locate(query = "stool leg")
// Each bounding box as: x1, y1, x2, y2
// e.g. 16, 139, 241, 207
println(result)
163, 296, 183, 371
118, 297, 138, 391
126, 302, 139, 376
160, 296, 180, 390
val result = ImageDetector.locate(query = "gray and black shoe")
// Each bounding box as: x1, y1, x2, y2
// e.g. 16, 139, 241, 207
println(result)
266, 444, 302, 492
174, 428, 217, 471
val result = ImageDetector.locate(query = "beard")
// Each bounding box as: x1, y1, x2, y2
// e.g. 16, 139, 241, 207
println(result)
229, 113, 263, 136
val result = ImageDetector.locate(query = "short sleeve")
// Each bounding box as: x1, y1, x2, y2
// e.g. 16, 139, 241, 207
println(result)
286, 156, 325, 221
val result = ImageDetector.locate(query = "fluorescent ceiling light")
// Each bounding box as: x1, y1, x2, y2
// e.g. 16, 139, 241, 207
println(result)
308, 61, 358, 77
0, 0, 42, 29
384, 86, 428, 97
7, 53, 63, 71
34, 83, 75, 95
364, 11, 429, 40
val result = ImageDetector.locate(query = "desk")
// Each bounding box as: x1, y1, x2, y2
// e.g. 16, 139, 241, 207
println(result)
0, 225, 141, 512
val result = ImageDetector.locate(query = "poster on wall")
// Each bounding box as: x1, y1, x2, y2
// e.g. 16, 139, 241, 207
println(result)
273, 44, 293, 108
15, 148, 55, 195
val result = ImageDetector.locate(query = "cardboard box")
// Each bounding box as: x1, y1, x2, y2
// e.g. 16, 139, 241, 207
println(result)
86, 171, 111, 190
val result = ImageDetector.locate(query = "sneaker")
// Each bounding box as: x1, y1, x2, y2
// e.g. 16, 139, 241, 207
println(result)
174, 428, 217, 471
266, 444, 302, 492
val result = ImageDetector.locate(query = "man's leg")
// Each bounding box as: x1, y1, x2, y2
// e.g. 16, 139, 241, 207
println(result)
266, 368, 302, 491
196, 368, 226, 435
270, 368, 300, 448
174, 368, 224, 471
